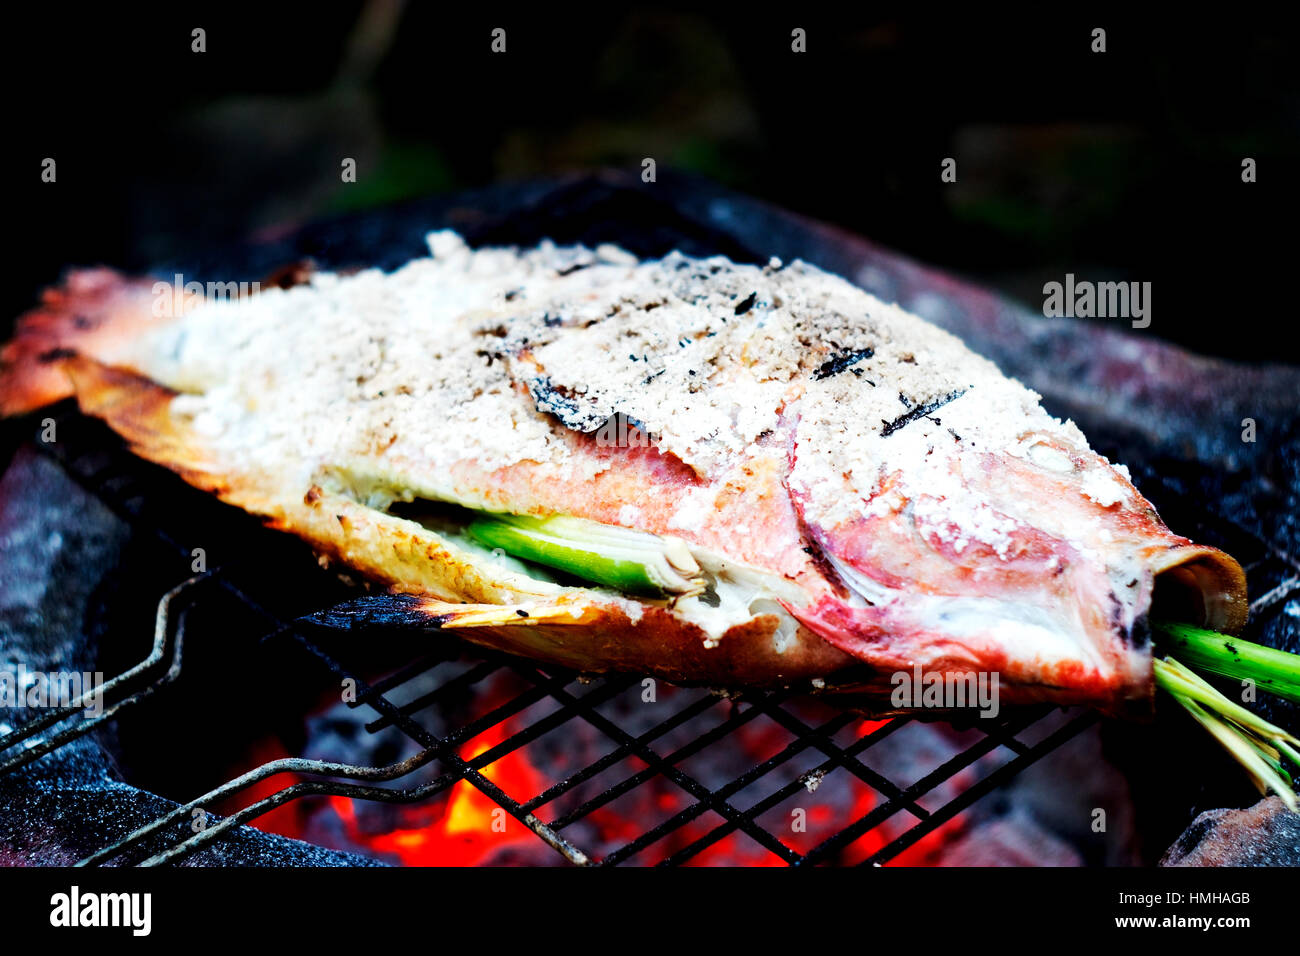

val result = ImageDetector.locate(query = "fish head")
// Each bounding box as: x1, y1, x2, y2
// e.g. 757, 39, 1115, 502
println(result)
783, 378, 1246, 716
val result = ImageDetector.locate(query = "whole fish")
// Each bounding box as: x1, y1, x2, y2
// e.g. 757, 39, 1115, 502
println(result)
0, 232, 1245, 716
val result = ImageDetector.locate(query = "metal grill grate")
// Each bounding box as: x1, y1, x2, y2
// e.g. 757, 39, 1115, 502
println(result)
3, 406, 1297, 867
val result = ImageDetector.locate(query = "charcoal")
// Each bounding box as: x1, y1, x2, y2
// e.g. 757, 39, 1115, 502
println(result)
1161, 797, 1300, 867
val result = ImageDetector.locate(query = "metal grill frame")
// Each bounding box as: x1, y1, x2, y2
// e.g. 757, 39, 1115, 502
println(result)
3, 407, 1297, 867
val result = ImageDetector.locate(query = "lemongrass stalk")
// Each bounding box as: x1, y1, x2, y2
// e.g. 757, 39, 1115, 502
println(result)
1154, 658, 1299, 810
1176, 695, 1298, 811
1153, 621, 1300, 704
466, 513, 702, 598
1154, 658, 1299, 747
1162, 657, 1300, 746
1275, 737, 1300, 770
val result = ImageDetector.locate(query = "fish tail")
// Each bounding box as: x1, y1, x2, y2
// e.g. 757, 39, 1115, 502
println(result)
1, 268, 162, 416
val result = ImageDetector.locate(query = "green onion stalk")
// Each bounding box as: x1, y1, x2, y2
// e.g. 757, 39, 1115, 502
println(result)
466, 512, 704, 599
1152, 622, 1300, 811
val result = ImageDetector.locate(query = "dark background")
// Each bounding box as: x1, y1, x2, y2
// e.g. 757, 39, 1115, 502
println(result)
5, 4, 1297, 361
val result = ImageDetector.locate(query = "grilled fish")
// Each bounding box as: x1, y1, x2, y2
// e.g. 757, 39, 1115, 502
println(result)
0, 232, 1246, 716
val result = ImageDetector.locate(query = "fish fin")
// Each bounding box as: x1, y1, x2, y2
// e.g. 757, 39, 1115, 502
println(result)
413, 598, 604, 628
0, 269, 168, 416
302, 594, 602, 630
56, 355, 230, 494
303, 594, 443, 630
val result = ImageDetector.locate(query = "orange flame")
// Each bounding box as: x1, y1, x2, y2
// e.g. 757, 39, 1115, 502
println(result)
330, 717, 550, 866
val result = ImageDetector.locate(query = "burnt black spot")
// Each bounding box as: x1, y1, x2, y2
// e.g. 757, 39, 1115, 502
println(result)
526, 376, 624, 435
880, 388, 969, 437
812, 348, 874, 381
556, 262, 590, 277
504, 288, 522, 301
38, 347, 78, 363
1125, 608, 1151, 649
303, 595, 441, 632
622, 413, 651, 434
733, 291, 757, 315
528, 376, 599, 431
516, 609, 530, 618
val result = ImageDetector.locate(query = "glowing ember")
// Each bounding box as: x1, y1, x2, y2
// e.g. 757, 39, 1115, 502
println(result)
330, 716, 550, 866
239, 679, 982, 865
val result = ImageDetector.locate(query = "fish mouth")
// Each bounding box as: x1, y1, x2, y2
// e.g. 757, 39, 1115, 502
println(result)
1149, 545, 1248, 634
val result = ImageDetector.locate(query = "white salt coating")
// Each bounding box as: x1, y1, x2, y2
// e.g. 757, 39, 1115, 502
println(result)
1080, 470, 1130, 508
120, 231, 1136, 581
667, 488, 714, 533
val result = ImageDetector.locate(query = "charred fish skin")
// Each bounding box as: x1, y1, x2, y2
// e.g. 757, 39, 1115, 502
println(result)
0, 232, 1245, 714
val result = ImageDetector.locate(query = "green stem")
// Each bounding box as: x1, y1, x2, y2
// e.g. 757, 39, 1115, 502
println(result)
1153, 621, 1300, 704
1154, 657, 1299, 811
466, 513, 702, 598
1155, 657, 1298, 746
